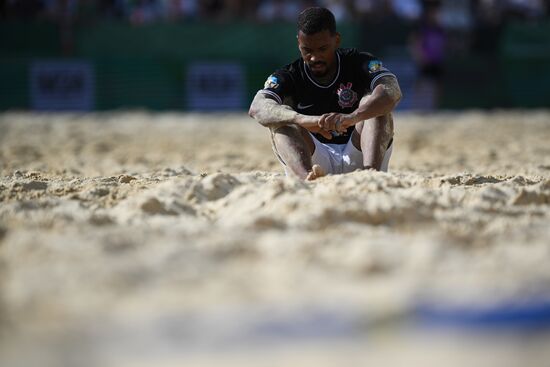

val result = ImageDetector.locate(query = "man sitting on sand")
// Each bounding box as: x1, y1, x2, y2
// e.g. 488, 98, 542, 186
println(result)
249, 7, 402, 181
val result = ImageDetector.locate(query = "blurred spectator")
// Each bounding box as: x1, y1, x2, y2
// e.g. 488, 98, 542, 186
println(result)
439, 0, 471, 29
5, 0, 47, 18
505, 0, 547, 20
198, 0, 223, 19
471, 0, 504, 55
297, 0, 319, 14
390, 0, 421, 20
162, 0, 198, 21
409, 0, 446, 110
222, 0, 246, 20
128, 0, 161, 24
320, 0, 351, 21
474, 0, 547, 25
352, 0, 396, 23
257, 0, 299, 22
97, 0, 126, 18
57, 0, 79, 54
353, 0, 380, 18
476, 0, 505, 26
3, 0, 548, 26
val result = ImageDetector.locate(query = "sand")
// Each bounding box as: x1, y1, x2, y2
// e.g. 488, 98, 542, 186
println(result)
1, 110, 550, 366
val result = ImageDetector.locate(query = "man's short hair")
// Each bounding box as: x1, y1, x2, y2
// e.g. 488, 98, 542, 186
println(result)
297, 7, 336, 35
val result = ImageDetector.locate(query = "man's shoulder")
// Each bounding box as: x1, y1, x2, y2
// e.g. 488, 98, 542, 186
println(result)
338, 47, 359, 57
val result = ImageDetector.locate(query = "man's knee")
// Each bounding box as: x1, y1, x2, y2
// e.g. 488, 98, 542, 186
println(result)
378, 114, 394, 139
272, 124, 315, 153
354, 114, 394, 143
272, 124, 302, 138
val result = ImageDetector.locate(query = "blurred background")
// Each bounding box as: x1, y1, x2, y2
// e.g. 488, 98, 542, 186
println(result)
1, 0, 549, 112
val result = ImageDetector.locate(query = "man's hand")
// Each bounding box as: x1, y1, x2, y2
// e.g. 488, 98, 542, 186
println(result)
308, 125, 333, 140
318, 113, 356, 133
295, 114, 333, 140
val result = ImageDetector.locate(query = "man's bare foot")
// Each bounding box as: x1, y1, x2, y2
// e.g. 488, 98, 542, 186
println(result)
306, 164, 326, 181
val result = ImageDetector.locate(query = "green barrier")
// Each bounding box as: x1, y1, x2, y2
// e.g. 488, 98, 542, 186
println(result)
0, 58, 29, 110
440, 55, 507, 109
0, 21, 61, 57
74, 21, 359, 61
78, 21, 360, 110
93, 57, 182, 110
0, 21, 360, 110
1, 20, 549, 110
500, 22, 550, 108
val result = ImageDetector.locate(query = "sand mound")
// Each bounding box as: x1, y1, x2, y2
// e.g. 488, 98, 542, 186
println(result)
1, 111, 550, 366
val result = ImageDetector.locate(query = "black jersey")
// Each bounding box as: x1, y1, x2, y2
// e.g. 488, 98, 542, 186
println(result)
259, 48, 396, 145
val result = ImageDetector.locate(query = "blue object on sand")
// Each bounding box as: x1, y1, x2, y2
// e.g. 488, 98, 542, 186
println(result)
414, 296, 550, 330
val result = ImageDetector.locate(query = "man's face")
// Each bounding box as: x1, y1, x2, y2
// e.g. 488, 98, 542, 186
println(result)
297, 30, 341, 77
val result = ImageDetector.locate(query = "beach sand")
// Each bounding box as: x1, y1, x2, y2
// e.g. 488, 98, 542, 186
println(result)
1, 111, 550, 366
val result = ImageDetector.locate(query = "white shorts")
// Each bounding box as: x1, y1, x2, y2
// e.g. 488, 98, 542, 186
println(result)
278, 133, 393, 176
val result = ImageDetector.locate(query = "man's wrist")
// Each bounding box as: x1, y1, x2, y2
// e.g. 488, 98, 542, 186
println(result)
292, 113, 304, 126
349, 111, 362, 125
294, 113, 315, 127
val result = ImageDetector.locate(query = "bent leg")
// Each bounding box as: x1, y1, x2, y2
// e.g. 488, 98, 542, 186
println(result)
271, 125, 319, 180
351, 114, 394, 171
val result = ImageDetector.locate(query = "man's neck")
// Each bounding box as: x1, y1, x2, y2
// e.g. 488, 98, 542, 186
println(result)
311, 68, 337, 86
307, 52, 338, 86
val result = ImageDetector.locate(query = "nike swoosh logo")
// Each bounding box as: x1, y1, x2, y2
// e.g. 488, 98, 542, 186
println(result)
297, 103, 314, 110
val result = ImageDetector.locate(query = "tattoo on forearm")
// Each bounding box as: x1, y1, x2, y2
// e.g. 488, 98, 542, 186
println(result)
250, 93, 297, 129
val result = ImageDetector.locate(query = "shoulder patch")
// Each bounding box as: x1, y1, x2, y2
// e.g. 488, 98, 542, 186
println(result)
264, 75, 279, 89
368, 60, 386, 73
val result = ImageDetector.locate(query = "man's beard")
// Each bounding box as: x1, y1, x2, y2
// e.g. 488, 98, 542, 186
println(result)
308, 62, 328, 77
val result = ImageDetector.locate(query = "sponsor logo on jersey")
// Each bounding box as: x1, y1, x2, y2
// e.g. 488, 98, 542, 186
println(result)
368, 60, 385, 73
337, 82, 358, 109
264, 75, 279, 89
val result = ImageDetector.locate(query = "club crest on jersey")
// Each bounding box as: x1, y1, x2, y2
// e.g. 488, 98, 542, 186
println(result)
264, 75, 279, 89
337, 82, 358, 109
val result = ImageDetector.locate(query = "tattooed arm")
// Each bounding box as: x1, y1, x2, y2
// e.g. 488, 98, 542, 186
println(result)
248, 92, 299, 129
318, 75, 402, 132
248, 92, 332, 139
351, 75, 402, 122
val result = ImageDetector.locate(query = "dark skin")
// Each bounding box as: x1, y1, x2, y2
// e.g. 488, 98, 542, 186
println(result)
249, 29, 401, 180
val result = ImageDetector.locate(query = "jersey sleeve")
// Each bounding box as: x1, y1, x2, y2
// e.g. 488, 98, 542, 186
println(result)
258, 70, 294, 105
359, 52, 397, 93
